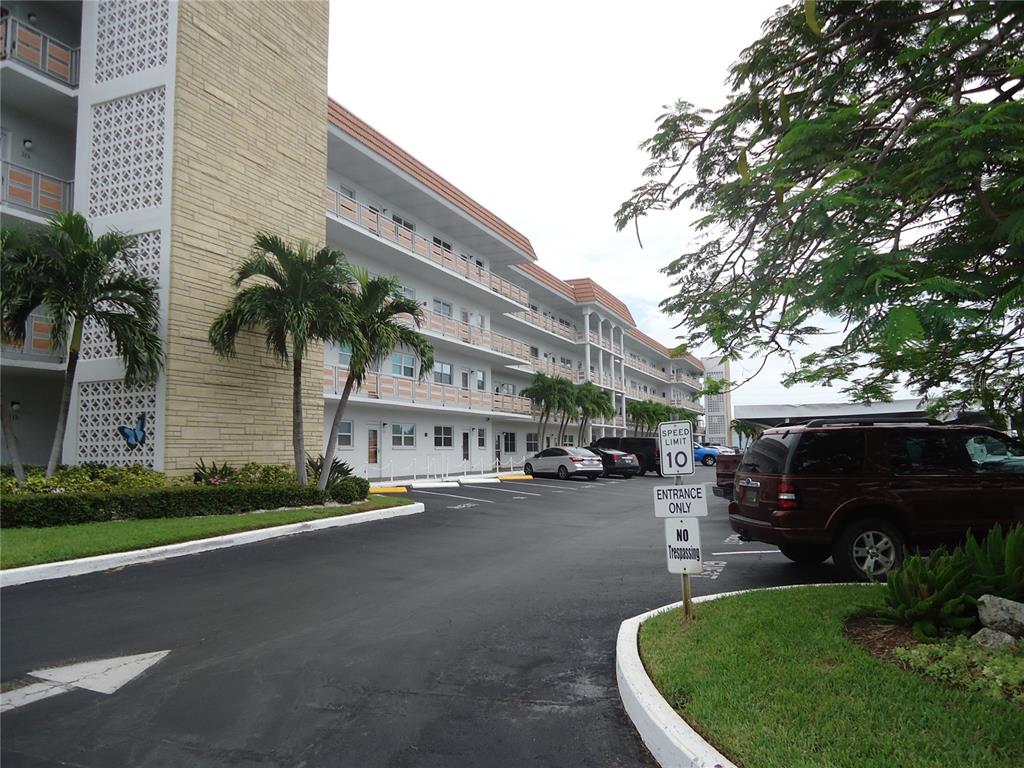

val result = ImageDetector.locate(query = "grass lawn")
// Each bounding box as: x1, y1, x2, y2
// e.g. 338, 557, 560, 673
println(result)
0, 494, 406, 569
639, 585, 1024, 768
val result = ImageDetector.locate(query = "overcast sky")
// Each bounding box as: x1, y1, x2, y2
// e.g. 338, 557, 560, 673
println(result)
326, 0, 908, 406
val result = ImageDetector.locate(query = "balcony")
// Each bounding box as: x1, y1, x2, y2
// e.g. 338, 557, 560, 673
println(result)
1, 162, 73, 219
408, 308, 530, 361
508, 308, 579, 342
1, 309, 65, 365
1, 16, 79, 87
325, 366, 534, 417
584, 330, 623, 356
626, 387, 669, 405
526, 356, 581, 382
672, 371, 703, 390
671, 397, 705, 413
625, 355, 670, 382
586, 370, 623, 390
324, 188, 529, 306
594, 415, 626, 428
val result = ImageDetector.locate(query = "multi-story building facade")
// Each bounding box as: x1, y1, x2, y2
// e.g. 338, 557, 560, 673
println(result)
0, 0, 702, 480
701, 356, 733, 446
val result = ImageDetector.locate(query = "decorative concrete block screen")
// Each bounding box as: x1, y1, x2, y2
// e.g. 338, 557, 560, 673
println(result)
94, 0, 170, 83
77, 379, 157, 467
88, 86, 166, 217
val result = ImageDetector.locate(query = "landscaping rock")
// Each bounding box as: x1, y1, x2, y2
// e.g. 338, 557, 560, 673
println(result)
971, 627, 1017, 651
977, 594, 1024, 637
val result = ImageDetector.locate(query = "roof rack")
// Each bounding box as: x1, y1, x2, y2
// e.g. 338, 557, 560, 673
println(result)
802, 417, 945, 428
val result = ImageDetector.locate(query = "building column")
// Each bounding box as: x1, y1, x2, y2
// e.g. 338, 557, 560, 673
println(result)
583, 311, 591, 382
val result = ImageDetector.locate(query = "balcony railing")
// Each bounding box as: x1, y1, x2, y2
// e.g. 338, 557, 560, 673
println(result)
594, 415, 626, 428
584, 330, 624, 356
408, 308, 530, 360
586, 370, 623, 390
626, 387, 669, 405
1, 162, 74, 217
671, 397, 705, 413
527, 356, 582, 382
509, 308, 579, 342
625, 355, 671, 382
1, 309, 65, 364
325, 366, 534, 416
1, 17, 79, 86
324, 188, 529, 306
672, 371, 703, 389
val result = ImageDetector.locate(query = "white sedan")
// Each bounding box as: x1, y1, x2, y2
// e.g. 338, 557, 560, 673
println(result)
524, 447, 604, 481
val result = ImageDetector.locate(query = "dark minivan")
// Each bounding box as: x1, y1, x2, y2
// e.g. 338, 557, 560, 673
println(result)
728, 419, 1024, 580
591, 436, 661, 476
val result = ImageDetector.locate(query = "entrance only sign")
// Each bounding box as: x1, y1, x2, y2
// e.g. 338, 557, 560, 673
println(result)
664, 518, 703, 575
652, 484, 709, 518
658, 420, 694, 476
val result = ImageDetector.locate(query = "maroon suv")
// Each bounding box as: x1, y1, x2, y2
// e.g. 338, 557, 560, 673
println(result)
728, 419, 1024, 579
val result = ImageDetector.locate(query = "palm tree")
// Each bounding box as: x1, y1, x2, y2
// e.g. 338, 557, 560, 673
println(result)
0, 226, 34, 485
731, 419, 762, 448
576, 382, 615, 444
209, 234, 356, 485
320, 266, 433, 491
2, 213, 162, 478
521, 372, 558, 447
552, 376, 579, 444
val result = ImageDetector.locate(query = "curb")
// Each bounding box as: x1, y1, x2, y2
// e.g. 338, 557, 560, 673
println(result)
1, 501, 425, 588
617, 584, 848, 768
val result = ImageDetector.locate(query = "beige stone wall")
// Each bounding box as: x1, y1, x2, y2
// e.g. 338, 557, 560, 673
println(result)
164, 0, 328, 474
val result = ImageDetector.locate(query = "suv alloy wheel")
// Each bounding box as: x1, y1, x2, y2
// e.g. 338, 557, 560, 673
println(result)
832, 517, 905, 581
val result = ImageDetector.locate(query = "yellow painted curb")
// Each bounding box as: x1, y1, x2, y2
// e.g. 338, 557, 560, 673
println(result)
370, 487, 408, 494
498, 474, 533, 481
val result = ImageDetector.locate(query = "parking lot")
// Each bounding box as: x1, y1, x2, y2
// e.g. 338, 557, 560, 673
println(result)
1, 467, 841, 767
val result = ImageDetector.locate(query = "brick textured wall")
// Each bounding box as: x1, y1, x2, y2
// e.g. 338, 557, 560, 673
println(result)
164, 0, 328, 474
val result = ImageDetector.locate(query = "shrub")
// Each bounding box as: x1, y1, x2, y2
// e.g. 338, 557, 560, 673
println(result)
893, 635, 1024, 704
306, 454, 352, 490
1, 464, 167, 495
327, 475, 370, 504
193, 459, 237, 485
1, 484, 328, 528
236, 462, 297, 486
964, 523, 1024, 601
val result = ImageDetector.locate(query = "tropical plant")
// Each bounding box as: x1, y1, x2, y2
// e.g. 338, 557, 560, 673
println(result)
319, 267, 433, 491
306, 453, 353, 491
193, 459, 238, 486
521, 372, 559, 447
963, 523, 1024, 601
617, 1, 1024, 432
576, 381, 616, 444
1, 214, 163, 479
731, 419, 763, 448
552, 376, 579, 444
209, 234, 356, 486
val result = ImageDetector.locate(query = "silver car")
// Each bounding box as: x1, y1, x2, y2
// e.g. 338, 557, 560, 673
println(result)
524, 447, 604, 481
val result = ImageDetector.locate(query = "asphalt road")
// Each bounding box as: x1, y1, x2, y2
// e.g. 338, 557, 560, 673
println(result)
1, 468, 841, 767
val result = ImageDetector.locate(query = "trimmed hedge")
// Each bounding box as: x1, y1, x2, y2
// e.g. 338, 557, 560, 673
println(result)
2, 477, 372, 528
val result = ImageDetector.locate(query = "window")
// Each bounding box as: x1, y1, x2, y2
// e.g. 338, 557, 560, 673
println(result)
559, 356, 572, 368
886, 432, 971, 475
337, 343, 352, 368
957, 433, 1024, 474
503, 432, 517, 453
433, 298, 453, 318
392, 353, 415, 378
789, 431, 865, 475
335, 184, 354, 199
474, 370, 486, 391
563, 434, 574, 446
739, 432, 798, 474
336, 420, 353, 449
558, 318, 571, 328
474, 258, 484, 268
529, 345, 539, 359
478, 427, 487, 448
433, 236, 452, 252
434, 425, 454, 448
392, 423, 415, 448
526, 433, 538, 453
433, 361, 453, 385
529, 303, 539, 312
398, 284, 416, 300
392, 213, 415, 232
497, 382, 516, 395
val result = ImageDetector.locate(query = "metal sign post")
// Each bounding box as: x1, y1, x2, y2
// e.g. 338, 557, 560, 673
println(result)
677, 474, 692, 622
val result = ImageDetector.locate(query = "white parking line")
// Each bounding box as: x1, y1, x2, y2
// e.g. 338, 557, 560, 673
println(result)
411, 490, 495, 504
464, 486, 542, 497
520, 481, 579, 491
710, 550, 782, 556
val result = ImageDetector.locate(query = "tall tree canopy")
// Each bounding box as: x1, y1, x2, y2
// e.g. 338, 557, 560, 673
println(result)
617, 0, 1024, 431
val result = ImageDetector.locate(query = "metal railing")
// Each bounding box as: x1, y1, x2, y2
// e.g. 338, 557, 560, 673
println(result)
1, 162, 74, 217
586, 370, 623, 390
624, 355, 671, 382
1, 309, 65, 363
407, 308, 531, 360
1, 17, 80, 86
671, 371, 703, 389
325, 366, 534, 416
509, 308, 579, 342
526, 356, 582, 382
626, 387, 670, 405
671, 397, 705, 413
324, 188, 529, 306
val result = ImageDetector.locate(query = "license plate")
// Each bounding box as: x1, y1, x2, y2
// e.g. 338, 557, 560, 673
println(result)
744, 487, 759, 504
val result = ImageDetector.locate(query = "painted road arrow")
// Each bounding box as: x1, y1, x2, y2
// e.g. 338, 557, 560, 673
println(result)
1, 650, 169, 712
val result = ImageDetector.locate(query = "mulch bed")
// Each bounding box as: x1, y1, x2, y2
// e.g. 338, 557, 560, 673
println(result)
844, 613, 919, 662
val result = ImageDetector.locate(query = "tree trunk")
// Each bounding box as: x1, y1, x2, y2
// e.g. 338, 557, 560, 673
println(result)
46, 319, 82, 478
293, 355, 308, 486
1, 401, 26, 486
319, 375, 356, 491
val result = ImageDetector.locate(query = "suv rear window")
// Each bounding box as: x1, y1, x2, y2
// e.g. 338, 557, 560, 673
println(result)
789, 431, 865, 475
739, 432, 797, 474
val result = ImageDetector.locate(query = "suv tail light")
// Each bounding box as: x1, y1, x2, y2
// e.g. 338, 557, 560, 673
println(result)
777, 482, 798, 509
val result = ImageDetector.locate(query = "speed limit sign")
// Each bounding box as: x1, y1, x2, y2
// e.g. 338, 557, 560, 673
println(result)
658, 420, 694, 476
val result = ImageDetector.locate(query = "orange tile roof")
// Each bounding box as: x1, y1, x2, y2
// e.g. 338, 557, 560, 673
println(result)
327, 99, 536, 260
564, 278, 635, 326
514, 262, 576, 301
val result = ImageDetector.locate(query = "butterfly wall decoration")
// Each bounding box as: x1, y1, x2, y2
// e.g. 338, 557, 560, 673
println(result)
117, 414, 147, 449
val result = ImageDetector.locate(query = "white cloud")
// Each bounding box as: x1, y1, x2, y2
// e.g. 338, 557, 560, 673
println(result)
327, 0, 909, 406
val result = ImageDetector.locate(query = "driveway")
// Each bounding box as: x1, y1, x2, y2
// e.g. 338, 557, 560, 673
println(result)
1, 468, 839, 766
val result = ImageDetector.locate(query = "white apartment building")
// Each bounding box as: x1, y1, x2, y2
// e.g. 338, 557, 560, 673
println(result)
0, 0, 703, 480
701, 356, 733, 446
